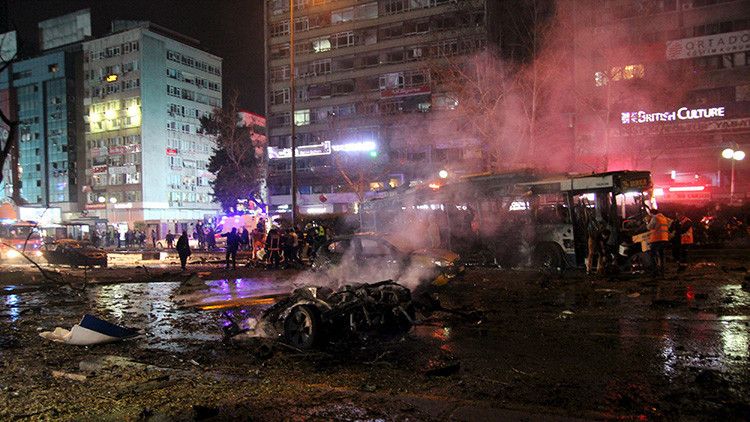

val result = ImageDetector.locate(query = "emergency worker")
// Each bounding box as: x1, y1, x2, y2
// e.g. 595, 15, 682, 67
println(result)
266, 228, 282, 269
647, 208, 670, 276
670, 211, 693, 269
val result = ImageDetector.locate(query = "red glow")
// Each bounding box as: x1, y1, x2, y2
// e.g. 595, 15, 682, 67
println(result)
428, 183, 441, 190
686, 285, 695, 301
668, 186, 705, 192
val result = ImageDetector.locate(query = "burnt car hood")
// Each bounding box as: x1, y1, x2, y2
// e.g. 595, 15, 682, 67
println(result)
411, 248, 460, 262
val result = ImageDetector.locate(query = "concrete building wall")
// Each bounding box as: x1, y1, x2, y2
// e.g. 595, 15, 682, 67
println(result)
82, 24, 222, 227
264, 0, 490, 215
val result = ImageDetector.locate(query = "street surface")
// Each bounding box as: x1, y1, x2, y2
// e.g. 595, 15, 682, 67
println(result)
0, 249, 748, 420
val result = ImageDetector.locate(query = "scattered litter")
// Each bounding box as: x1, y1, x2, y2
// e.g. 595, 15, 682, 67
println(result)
557, 310, 574, 319
39, 314, 139, 346
51, 370, 87, 382
425, 361, 461, 377
189, 359, 200, 367
627, 292, 641, 298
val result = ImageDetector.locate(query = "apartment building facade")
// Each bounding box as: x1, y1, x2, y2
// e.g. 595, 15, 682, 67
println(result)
264, 0, 492, 215
567, 0, 750, 202
0, 11, 90, 219
81, 22, 222, 228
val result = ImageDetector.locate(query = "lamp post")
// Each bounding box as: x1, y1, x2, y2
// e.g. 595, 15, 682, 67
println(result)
289, 0, 298, 227
722, 146, 746, 204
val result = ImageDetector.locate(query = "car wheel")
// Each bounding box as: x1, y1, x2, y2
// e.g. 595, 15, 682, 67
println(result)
533, 243, 564, 273
283, 305, 322, 350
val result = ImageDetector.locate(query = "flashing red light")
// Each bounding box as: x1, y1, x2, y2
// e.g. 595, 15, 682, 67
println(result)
668, 186, 705, 192
428, 183, 441, 190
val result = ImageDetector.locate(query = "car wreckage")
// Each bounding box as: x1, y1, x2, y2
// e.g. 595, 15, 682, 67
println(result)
224, 280, 415, 350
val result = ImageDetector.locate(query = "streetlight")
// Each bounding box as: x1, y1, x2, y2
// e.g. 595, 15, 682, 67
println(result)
289, 0, 298, 227
438, 169, 449, 179
721, 146, 745, 204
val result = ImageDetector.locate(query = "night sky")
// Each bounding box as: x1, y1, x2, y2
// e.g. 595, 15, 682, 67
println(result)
3, 0, 265, 114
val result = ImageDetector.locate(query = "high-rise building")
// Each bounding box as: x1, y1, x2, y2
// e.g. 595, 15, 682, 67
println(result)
0, 11, 89, 219
566, 0, 750, 203
81, 21, 222, 231
264, 0, 494, 216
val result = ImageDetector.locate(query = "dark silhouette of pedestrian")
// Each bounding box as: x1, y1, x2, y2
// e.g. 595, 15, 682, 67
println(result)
222, 228, 241, 269
151, 229, 157, 248
176, 230, 191, 271
266, 228, 282, 269
166, 231, 174, 249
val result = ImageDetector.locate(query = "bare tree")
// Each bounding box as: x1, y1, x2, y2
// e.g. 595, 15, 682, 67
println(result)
0, 31, 21, 203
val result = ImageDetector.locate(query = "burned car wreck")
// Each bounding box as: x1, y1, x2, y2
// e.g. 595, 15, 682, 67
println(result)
225, 280, 415, 350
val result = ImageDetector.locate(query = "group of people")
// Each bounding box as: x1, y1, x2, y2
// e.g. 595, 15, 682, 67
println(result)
585, 207, 694, 277
90, 228, 158, 249
174, 220, 330, 272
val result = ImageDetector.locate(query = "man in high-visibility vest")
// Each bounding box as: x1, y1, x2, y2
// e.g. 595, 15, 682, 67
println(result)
647, 208, 671, 276
670, 211, 693, 270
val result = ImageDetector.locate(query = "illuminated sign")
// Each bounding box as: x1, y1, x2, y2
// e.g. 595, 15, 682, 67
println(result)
618, 117, 750, 136
380, 85, 430, 99
331, 141, 377, 153
621, 107, 725, 125
166, 148, 178, 156
105, 74, 118, 82
91, 165, 108, 174
268, 141, 331, 159
666, 30, 750, 60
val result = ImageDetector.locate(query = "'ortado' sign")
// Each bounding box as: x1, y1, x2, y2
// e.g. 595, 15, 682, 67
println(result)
666, 30, 750, 60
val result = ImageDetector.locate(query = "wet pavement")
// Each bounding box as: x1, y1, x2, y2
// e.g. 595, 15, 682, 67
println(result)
0, 253, 749, 420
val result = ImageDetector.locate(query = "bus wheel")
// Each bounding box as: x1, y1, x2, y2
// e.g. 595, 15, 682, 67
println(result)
533, 243, 564, 273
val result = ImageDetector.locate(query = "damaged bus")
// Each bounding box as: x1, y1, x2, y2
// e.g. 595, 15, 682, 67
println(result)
362, 170, 653, 272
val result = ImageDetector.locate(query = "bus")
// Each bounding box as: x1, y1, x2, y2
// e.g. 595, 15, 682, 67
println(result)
361, 170, 653, 271
0, 221, 44, 261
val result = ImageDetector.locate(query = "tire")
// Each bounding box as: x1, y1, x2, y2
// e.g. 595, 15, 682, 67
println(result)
283, 305, 323, 350
533, 243, 565, 273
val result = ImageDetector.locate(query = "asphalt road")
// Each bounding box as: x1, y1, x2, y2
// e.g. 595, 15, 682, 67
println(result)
0, 250, 748, 420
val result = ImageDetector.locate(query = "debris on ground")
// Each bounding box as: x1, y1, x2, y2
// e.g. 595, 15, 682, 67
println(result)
39, 314, 139, 346
233, 280, 415, 350
557, 310, 574, 319
51, 370, 87, 382
425, 361, 461, 377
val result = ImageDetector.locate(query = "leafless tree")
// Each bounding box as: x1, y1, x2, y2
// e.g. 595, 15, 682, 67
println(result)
0, 31, 21, 203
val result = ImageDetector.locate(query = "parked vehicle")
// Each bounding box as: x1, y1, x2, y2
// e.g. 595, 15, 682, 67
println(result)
0, 221, 43, 261
42, 239, 108, 268
312, 233, 463, 285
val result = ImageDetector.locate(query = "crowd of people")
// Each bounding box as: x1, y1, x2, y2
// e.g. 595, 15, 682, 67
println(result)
173, 219, 330, 272
584, 206, 696, 277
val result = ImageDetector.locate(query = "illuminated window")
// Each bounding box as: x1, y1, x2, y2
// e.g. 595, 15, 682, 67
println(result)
312, 37, 331, 52
294, 109, 310, 126
594, 71, 608, 86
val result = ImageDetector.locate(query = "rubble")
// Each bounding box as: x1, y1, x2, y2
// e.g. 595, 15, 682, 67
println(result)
235, 280, 415, 350
39, 314, 139, 346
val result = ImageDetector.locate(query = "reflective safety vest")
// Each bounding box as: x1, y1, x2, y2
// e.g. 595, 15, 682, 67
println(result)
649, 213, 670, 243
680, 217, 694, 245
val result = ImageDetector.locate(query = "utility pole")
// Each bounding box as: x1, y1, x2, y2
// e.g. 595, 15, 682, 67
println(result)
289, 0, 298, 227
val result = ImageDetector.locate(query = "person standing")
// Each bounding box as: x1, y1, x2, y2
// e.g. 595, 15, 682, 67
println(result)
166, 231, 175, 249
222, 227, 241, 269
266, 228, 282, 269
151, 229, 157, 248
240, 228, 250, 251
671, 211, 693, 270
176, 230, 191, 271
647, 208, 671, 276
